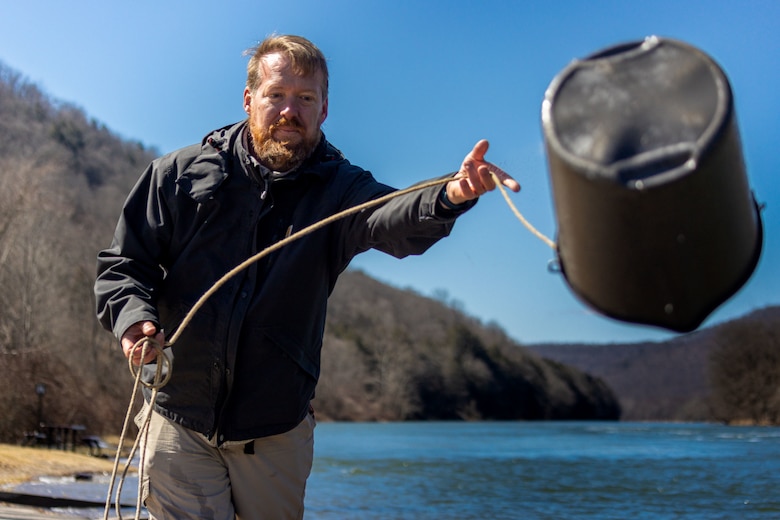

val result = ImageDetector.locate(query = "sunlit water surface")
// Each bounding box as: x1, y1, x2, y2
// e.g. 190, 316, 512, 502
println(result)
9, 422, 780, 519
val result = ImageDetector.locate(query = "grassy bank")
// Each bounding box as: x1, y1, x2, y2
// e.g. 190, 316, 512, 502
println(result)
0, 443, 120, 486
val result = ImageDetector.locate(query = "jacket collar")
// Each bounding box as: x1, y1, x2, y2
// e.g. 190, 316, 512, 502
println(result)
178, 121, 344, 202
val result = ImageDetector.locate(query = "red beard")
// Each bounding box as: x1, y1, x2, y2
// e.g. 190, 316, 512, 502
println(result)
249, 116, 320, 172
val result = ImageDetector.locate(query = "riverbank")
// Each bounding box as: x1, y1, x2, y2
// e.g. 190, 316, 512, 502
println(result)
0, 444, 119, 487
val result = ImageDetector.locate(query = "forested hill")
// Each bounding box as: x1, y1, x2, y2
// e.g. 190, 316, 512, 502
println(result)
321, 270, 620, 422
0, 63, 160, 441
0, 62, 621, 442
528, 306, 780, 425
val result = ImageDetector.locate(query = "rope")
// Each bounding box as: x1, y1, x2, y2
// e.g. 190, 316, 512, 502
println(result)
168, 175, 459, 346
103, 338, 171, 520
103, 171, 555, 518
490, 172, 557, 250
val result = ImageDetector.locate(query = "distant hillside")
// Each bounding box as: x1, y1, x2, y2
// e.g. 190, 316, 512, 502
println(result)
0, 61, 620, 442
0, 62, 159, 442
321, 270, 620, 422
527, 306, 780, 422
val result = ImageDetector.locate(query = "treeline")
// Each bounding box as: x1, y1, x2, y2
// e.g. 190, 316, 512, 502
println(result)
319, 271, 620, 422
0, 62, 620, 443
0, 62, 158, 441
708, 306, 780, 425
528, 306, 780, 425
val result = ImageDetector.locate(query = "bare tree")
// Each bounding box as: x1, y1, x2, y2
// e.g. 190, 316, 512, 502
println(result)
709, 318, 780, 424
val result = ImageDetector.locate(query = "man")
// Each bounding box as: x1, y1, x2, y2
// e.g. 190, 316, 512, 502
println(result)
95, 34, 519, 519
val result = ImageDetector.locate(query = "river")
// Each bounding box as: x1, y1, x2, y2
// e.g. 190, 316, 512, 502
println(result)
8, 421, 780, 519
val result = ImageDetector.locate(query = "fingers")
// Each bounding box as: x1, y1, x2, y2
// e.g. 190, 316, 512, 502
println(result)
123, 338, 152, 365
459, 140, 490, 183
449, 140, 521, 204
468, 139, 490, 162
121, 321, 164, 366
487, 164, 521, 193
460, 140, 520, 193
472, 164, 498, 195
141, 321, 158, 336
458, 149, 495, 197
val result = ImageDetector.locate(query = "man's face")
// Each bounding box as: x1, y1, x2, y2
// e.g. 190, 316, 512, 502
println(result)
244, 53, 328, 172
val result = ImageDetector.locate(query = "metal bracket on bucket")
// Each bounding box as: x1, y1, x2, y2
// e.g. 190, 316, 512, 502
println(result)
542, 36, 763, 333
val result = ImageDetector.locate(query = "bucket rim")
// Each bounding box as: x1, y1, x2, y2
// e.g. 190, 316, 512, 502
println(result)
541, 36, 734, 191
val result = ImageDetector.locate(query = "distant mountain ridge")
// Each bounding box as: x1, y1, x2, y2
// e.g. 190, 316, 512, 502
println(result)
527, 305, 780, 422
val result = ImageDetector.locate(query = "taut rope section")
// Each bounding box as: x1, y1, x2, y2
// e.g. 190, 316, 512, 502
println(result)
103, 172, 556, 519
169, 172, 555, 347
492, 176, 556, 250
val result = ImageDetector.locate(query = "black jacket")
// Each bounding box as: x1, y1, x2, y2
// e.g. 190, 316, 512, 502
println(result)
95, 121, 473, 442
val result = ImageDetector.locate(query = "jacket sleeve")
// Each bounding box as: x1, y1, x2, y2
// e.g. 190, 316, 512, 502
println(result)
335, 168, 477, 264
94, 159, 174, 339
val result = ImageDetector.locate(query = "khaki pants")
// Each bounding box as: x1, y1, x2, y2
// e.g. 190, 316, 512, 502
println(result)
136, 406, 315, 520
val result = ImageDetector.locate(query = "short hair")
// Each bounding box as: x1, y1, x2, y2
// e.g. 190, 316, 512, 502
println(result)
245, 34, 329, 97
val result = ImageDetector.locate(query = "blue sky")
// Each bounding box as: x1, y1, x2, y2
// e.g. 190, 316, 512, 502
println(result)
1, 1, 777, 344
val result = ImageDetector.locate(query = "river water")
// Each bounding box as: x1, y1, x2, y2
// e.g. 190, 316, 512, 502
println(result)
8, 421, 780, 519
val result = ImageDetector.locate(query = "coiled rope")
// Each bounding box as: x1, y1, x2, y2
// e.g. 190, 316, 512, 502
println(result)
102, 171, 555, 519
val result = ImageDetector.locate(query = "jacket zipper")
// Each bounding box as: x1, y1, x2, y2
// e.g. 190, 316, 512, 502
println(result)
210, 173, 272, 444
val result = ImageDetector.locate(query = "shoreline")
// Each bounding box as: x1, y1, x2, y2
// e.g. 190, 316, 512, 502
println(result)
0, 444, 120, 487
